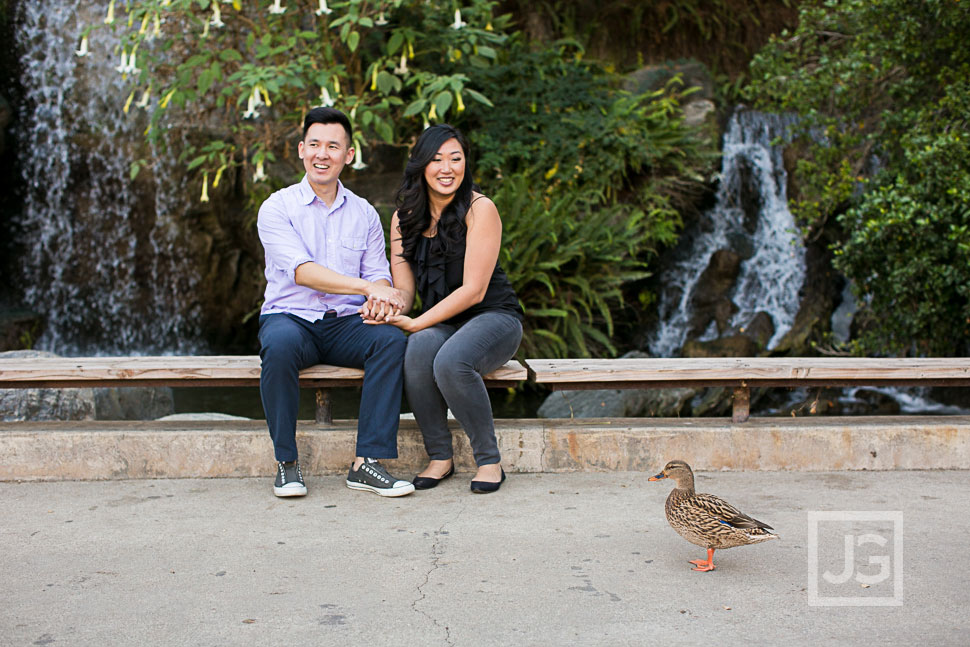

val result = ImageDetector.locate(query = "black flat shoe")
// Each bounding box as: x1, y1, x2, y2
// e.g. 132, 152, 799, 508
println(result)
412, 464, 455, 490
470, 469, 506, 494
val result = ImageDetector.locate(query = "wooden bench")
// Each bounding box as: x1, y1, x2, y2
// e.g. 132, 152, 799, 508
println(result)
0, 356, 528, 424
526, 357, 970, 422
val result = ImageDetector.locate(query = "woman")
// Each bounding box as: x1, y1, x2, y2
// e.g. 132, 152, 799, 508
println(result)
361, 124, 523, 493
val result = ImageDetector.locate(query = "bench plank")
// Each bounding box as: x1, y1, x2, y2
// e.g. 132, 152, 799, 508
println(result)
526, 357, 970, 386
0, 356, 527, 388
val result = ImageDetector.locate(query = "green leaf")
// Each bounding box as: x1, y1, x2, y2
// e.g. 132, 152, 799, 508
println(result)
347, 31, 360, 52
433, 91, 453, 117
187, 155, 207, 171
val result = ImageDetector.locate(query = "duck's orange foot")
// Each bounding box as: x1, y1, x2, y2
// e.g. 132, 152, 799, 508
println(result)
689, 548, 716, 572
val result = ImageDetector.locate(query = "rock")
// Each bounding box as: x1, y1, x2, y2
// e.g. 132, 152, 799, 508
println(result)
94, 387, 175, 420
687, 249, 741, 338
683, 99, 716, 127
624, 60, 714, 100
537, 389, 643, 418
0, 350, 96, 421
0, 309, 46, 351
742, 312, 775, 350
639, 387, 698, 417
682, 334, 760, 358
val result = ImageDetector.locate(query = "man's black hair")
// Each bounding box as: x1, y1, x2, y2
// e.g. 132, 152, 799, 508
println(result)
303, 107, 353, 145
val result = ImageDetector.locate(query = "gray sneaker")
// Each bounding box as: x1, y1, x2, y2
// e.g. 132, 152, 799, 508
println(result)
273, 461, 307, 497
346, 459, 415, 497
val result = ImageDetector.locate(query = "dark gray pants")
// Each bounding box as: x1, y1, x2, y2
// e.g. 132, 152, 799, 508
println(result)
404, 311, 523, 466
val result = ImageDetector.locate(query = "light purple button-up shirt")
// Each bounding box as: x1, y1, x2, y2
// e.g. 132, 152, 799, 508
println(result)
257, 176, 392, 321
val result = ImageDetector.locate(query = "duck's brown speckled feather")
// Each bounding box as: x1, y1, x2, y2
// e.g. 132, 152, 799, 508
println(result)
665, 488, 778, 550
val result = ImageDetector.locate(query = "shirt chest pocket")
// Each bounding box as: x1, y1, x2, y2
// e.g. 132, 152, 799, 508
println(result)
339, 236, 367, 273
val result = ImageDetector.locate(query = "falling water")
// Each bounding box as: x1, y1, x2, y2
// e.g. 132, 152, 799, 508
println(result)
649, 109, 805, 357
13, 1, 202, 355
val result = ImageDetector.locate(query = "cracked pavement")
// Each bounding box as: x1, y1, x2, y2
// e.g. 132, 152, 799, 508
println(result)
2, 471, 968, 645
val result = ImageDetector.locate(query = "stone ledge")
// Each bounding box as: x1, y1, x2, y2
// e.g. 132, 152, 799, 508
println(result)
1, 416, 968, 481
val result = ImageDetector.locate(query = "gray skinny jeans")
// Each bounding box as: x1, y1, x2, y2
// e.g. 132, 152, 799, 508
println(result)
404, 311, 523, 466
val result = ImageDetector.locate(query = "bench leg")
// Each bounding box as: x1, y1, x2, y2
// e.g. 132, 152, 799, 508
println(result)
732, 387, 750, 423
315, 388, 333, 425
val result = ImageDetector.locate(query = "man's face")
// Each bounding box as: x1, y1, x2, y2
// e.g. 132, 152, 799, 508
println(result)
298, 122, 355, 189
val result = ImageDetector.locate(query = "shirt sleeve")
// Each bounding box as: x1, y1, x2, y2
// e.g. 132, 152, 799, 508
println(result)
257, 192, 313, 278
359, 205, 393, 285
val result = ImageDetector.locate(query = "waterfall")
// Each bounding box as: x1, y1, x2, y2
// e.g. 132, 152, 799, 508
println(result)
648, 109, 806, 357
12, 1, 202, 355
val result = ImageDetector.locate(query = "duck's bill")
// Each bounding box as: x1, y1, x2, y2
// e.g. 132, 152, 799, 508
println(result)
648, 472, 666, 481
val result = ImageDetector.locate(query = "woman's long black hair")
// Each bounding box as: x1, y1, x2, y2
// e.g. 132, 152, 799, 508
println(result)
394, 124, 475, 262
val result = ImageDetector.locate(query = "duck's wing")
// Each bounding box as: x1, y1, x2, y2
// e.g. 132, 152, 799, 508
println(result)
692, 493, 774, 531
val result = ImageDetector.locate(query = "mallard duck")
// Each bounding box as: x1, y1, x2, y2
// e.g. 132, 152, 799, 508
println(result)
649, 460, 778, 572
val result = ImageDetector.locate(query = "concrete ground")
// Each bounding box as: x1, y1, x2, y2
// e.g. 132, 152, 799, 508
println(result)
2, 470, 967, 646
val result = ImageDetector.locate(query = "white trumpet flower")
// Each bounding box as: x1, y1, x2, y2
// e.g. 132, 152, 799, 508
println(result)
375, 11, 388, 26
315, 0, 332, 15
253, 160, 267, 183
451, 9, 466, 29
210, 3, 225, 28
351, 140, 367, 170
75, 36, 89, 58
135, 87, 151, 109
393, 51, 408, 75
104, 0, 115, 25
319, 86, 335, 107
269, 0, 286, 15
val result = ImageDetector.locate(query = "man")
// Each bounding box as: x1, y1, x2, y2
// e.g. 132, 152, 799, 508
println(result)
257, 106, 413, 498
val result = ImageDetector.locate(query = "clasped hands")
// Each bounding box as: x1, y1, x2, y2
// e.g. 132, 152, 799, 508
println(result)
358, 286, 416, 332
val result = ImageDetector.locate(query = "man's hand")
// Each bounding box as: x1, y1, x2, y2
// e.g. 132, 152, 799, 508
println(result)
359, 295, 401, 322
364, 283, 404, 309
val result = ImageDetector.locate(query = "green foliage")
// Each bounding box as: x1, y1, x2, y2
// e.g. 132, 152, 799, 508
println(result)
461, 39, 717, 357
494, 176, 653, 358
467, 39, 714, 235
745, 0, 970, 355
99, 0, 510, 197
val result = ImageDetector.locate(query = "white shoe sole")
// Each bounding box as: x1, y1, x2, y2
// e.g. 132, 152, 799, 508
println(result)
345, 481, 415, 497
273, 485, 307, 497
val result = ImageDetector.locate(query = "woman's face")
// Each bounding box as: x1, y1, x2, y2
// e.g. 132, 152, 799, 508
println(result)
423, 137, 465, 202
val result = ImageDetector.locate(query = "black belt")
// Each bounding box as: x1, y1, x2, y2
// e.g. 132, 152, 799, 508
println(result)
322, 310, 338, 319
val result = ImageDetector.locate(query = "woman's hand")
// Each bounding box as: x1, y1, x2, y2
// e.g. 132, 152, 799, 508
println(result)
361, 309, 418, 333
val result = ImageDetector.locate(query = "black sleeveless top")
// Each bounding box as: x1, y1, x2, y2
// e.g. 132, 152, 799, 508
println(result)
409, 231, 524, 327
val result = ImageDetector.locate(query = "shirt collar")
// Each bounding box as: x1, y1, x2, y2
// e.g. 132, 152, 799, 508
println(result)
298, 175, 346, 211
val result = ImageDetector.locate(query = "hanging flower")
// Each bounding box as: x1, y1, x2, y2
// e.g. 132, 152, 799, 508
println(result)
213, 164, 226, 189
151, 13, 162, 39
375, 11, 388, 26
269, 0, 286, 15
455, 91, 465, 113
450, 9, 466, 30
135, 87, 151, 109
115, 48, 129, 74
428, 102, 437, 121
253, 160, 267, 183
393, 51, 408, 76
242, 93, 259, 119
351, 140, 367, 170
200, 172, 210, 203
159, 88, 176, 109
210, 3, 225, 28
123, 90, 135, 114
126, 46, 141, 76
315, 0, 332, 15
138, 12, 150, 35
319, 86, 335, 107
75, 36, 89, 58
104, 0, 115, 25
